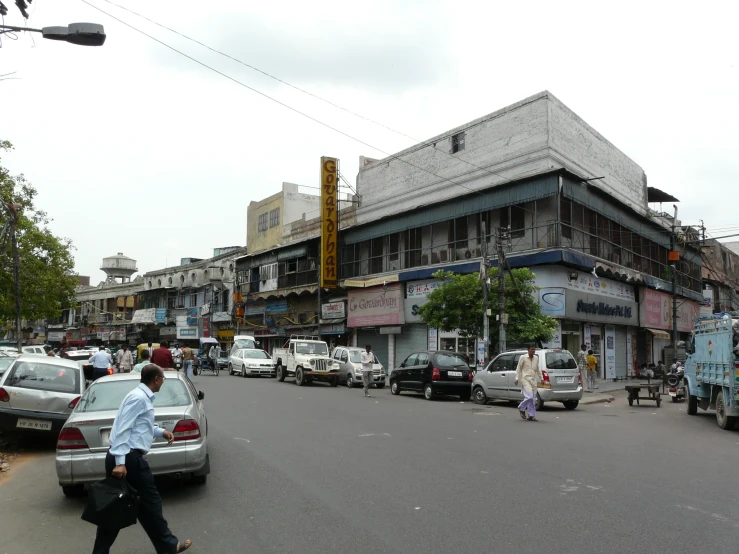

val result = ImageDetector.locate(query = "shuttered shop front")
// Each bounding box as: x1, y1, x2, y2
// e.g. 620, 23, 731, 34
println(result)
615, 327, 627, 379
395, 324, 428, 368
356, 330, 389, 369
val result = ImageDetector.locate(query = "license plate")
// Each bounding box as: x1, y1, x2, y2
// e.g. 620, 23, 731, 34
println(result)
448, 371, 463, 377
557, 377, 573, 383
101, 430, 111, 446
16, 418, 52, 431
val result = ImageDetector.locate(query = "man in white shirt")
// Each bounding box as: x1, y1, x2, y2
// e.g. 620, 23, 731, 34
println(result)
89, 346, 113, 381
360, 344, 374, 398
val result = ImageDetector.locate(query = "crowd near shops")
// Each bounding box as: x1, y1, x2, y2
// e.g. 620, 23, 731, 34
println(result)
5, 92, 739, 379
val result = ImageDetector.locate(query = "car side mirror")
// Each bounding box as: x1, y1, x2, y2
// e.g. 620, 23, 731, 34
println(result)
400, 363, 405, 368
197, 391, 205, 400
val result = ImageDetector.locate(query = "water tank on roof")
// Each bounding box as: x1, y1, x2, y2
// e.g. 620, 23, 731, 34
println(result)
100, 253, 138, 283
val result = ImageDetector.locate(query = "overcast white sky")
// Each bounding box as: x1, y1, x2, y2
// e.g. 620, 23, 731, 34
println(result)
1, 0, 737, 283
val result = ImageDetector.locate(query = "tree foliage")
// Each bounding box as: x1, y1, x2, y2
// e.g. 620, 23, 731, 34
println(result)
417, 268, 557, 349
0, 140, 78, 322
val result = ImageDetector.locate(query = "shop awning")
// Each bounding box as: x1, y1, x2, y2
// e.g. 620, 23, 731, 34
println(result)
648, 329, 671, 340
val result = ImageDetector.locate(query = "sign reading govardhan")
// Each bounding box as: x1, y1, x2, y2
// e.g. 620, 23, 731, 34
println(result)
320, 157, 338, 288
348, 284, 405, 327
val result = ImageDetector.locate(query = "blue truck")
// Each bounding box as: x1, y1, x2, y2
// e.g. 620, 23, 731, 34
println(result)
684, 313, 739, 429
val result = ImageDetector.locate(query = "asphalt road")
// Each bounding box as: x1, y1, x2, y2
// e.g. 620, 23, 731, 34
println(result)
1, 374, 739, 554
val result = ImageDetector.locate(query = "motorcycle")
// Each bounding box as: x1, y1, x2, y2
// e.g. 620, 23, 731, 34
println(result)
173, 352, 183, 372
666, 364, 685, 403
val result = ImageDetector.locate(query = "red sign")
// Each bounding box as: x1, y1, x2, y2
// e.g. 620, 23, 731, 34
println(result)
202, 316, 210, 338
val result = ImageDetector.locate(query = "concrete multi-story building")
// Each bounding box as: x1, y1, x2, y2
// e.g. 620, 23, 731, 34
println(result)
701, 239, 739, 315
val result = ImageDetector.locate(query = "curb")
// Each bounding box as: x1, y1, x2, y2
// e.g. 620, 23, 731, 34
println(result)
579, 394, 615, 406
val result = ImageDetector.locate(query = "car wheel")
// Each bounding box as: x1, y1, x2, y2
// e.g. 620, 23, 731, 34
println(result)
459, 390, 471, 402
423, 383, 433, 400
716, 392, 735, 430
376, 383, 386, 389
473, 386, 487, 405
62, 484, 85, 498
277, 364, 285, 382
242, 365, 248, 378
228, 364, 234, 376
347, 374, 354, 388
563, 400, 579, 410
390, 380, 400, 395
191, 474, 207, 486
535, 393, 543, 411
296, 367, 305, 387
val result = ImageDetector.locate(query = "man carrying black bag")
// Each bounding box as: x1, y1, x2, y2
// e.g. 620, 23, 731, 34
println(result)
91, 364, 192, 554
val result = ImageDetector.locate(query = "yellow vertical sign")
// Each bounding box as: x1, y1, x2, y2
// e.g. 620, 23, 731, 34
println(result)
320, 157, 338, 288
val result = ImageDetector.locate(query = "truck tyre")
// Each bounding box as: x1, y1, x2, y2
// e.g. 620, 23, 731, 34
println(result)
296, 367, 305, 387
276, 364, 285, 382
686, 390, 698, 415
716, 392, 735, 430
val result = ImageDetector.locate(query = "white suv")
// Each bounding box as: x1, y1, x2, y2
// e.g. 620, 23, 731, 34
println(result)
472, 349, 582, 410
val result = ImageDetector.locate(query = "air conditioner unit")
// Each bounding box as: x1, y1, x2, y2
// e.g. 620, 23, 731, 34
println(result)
462, 249, 472, 260
439, 250, 448, 262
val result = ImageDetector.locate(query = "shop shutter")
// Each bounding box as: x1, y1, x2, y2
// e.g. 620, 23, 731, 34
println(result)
395, 324, 429, 369
357, 330, 389, 371
615, 327, 627, 379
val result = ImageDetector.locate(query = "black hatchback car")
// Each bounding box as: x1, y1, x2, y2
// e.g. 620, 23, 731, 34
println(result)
390, 351, 473, 401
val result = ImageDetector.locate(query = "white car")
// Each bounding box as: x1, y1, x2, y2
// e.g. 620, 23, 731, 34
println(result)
228, 349, 276, 378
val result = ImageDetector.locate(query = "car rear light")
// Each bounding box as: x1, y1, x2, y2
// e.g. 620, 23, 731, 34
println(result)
468, 369, 474, 381
0, 388, 8, 402
68, 396, 81, 409
107, 368, 114, 375
578, 373, 582, 386
541, 370, 551, 389
173, 419, 201, 441
669, 387, 676, 393
432, 367, 440, 380
57, 427, 88, 450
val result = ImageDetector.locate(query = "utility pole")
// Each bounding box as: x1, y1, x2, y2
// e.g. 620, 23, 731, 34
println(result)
670, 205, 679, 366
481, 222, 489, 366
497, 227, 509, 355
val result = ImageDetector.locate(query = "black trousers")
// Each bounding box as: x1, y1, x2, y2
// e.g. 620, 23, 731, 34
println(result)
93, 451, 179, 554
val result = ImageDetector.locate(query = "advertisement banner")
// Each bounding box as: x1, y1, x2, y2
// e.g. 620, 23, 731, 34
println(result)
322, 301, 346, 319
428, 328, 438, 351
244, 299, 266, 316
700, 289, 714, 317
532, 266, 635, 301
131, 308, 156, 324
640, 288, 700, 332
541, 320, 562, 349
605, 325, 616, 379
202, 316, 210, 338
476, 338, 486, 369
186, 308, 198, 326
584, 324, 592, 349
348, 284, 405, 328
155, 308, 167, 324
212, 312, 231, 323
320, 156, 338, 288
266, 299, 288, 314
405, 279, 442, 323
47, 331, 65, 341
538, 288, 566, 318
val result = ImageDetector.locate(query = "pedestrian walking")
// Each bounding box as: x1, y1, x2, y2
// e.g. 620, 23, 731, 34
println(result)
118, 345, 134, 373
92, 365, 192, 554
586, 349, 598, 391
146, 342, 155, 358
514, 345, 543, 422
576, 344, 588, 391
208, 344, 219, 370
151, 340, 174, 370
182, 344, 194, 380
89, 346, 114, 381
132, 349, 150, 373
361, 344, 374, 397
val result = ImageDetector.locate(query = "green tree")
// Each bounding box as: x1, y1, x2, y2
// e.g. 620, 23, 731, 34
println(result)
0, 140, 78, 322
417, 268, 557, 349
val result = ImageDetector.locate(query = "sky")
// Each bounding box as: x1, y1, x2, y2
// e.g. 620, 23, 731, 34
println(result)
1, 0, 737, 284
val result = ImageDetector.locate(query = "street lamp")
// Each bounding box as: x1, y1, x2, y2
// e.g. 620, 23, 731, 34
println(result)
0, 22, 106, 46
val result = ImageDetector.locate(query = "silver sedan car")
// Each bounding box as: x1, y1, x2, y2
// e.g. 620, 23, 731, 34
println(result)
0, 354, 86, 434
55, 371, 210, 497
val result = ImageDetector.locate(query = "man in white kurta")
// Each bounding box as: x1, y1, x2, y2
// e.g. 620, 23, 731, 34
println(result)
515, 346, 543, 421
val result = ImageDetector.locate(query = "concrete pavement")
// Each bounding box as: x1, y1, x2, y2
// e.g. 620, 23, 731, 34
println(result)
1, 373, 738, 553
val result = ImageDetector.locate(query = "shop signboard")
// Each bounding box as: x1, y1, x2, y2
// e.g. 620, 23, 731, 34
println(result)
404, 279, 442, 323
155, 308, 167, 324
266, 299, 288, 315
217, 330, 235, 340
244, 299, 266, 316
348, 283, 405, 328
584, 324, 592, 349
320, 156, 338, 288
605, 325, 616, 379
202, 316, 210, 338
538, 288, 566, 318
159, 326, 177, 338
567, 289, 638, 326
186, 308, 198, 326
428, 328, 438, 351
47, 331, 65, 341
700, 289, 713, 317
322, 301, 346, 319
533, 266, 635, 301
639, 288, 700, 332
177, 327, 198, 339
476, 338, 486, 369
132, 308, 156, 324
212, 312, 231, 323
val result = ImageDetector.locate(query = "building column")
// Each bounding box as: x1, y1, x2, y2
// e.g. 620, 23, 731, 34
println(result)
388, 333, 395, 372
351, 328, 358, 347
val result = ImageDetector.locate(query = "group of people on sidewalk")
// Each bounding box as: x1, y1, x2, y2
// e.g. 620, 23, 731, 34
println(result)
577, 344, 599, 392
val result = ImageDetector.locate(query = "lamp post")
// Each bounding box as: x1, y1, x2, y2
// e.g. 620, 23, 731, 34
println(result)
0, 22, 106, 46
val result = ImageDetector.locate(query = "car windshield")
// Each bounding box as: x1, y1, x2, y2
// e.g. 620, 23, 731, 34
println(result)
234, 338, 256, 350
6, 361, 80, 393
434, 353, 468, 368
77, 379, 191, 412
244, 350, 270, 359
295, 342, 328, 355
545, 351, 578, 369
348, 351, 363, 363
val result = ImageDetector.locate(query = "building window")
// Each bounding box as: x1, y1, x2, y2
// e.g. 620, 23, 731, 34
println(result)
451, 132, 465, 154
258, 213, 268, 232
501, 204, 526, 239
269, 208, 280, 228
190, 292, 197, 307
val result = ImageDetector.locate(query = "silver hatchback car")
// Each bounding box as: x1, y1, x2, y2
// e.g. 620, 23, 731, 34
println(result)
0, 354, 86, 433
331, 347, 386, 389
472, 349, 583, 410
55, 371, 210, 497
